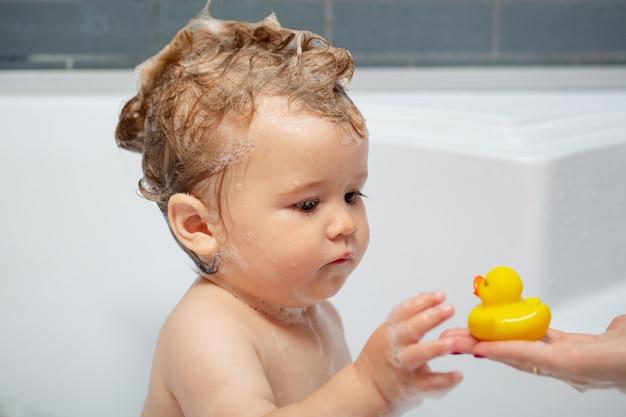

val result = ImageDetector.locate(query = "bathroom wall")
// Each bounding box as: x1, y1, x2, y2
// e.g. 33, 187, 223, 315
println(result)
1, 0, 626, 70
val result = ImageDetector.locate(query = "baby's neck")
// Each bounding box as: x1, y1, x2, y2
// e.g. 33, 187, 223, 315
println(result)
200, 274, 310, 324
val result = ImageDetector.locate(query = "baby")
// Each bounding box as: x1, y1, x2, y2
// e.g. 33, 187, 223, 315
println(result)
116, 3, 462, 416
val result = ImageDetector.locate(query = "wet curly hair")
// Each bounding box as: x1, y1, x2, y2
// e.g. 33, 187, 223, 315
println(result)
115, 5, 367, 213
115, 4, 367, 274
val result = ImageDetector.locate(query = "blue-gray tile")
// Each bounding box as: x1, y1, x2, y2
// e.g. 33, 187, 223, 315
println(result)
0, 3, 82, 55
3, 0, 626, 70
333, 0, 494, 54
82, 2, 154, 54
499, 1, 626, 53
155, 1, 207, 51
156, 1, 326, 53
0, 2, 153, 55
208, 0, 325, 33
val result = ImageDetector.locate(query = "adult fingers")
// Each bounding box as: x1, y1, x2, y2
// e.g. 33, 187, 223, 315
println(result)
438, 329, 478, 355
606, 314, 626, 331
474, 339, 537, 361
439, 327, 472, 339
472, 339, 566, 375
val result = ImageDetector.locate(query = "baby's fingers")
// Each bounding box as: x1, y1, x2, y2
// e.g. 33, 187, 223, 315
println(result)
413, 370, 464, 399
398, 339, 456, 370
391, 302, 455, 345
389, 291, 446, 323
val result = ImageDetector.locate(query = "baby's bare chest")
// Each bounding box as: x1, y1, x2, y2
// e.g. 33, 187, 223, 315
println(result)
260, 319, 351, 405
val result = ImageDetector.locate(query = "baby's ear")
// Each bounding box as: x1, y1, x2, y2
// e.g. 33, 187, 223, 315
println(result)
167, 193, 219, 255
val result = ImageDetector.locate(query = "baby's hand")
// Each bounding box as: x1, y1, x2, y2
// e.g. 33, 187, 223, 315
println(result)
354, 291, 463, 413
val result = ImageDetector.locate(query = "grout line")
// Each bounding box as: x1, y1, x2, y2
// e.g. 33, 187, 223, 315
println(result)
491, 0, 501, 60
324, 0, 333, 44
152, 0, 160, 54
348, 50, 626, 66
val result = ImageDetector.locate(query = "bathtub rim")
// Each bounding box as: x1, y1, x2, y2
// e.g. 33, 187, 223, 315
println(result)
1, 66, 626, 94
3, 67, 625, 162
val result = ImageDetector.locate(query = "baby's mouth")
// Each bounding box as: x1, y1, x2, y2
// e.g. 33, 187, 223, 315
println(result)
330, 252, 353, 264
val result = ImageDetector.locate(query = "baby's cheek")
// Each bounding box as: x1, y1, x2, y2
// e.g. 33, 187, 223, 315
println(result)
221, 242, 250, 274
244, 229, 255, 243
254, 240, 280, 265
357, 215, 370, 248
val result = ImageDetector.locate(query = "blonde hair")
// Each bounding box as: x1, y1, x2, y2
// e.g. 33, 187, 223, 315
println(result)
115, 4, 367, 272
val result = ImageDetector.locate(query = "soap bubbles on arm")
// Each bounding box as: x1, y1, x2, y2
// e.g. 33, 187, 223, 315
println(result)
354, 291, 463, 414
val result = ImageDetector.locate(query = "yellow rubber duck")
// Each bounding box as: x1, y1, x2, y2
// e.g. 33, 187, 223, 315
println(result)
468, 266, 551, 341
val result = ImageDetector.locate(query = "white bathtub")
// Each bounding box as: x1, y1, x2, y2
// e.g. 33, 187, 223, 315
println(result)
1, 69, 625, 417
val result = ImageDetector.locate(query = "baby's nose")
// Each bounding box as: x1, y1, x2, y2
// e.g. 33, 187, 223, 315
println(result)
326, 205, 356, 239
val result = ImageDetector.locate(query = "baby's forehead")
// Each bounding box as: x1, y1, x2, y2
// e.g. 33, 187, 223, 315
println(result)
249, 95, 366, 138
250, 108, 363, 151
252, 95, 308, 118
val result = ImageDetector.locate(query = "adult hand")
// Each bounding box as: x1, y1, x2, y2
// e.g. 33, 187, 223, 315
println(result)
440, 315, 626, 393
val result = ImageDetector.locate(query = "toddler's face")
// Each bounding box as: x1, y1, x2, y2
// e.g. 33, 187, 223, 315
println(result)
216, 97, 369, 309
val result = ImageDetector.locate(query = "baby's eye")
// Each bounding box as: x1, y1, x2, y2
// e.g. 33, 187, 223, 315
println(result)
345, 191, 365, 204
295, 198, 320, 212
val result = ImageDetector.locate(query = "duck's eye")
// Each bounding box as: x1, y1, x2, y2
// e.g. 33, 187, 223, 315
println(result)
296, 198, 319, 212
484, 280, 489, 287
345, 191, 365, 204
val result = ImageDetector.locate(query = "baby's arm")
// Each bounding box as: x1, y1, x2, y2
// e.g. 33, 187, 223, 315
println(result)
163, 291, 461, 417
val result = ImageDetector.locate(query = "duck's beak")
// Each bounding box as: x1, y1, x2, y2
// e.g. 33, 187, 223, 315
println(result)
473, 275, 484, 296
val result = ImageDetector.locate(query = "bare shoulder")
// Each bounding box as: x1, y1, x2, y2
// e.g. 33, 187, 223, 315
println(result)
163, 279, 255, 337
152, 279, 276, 417
159, 279, 266, 371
